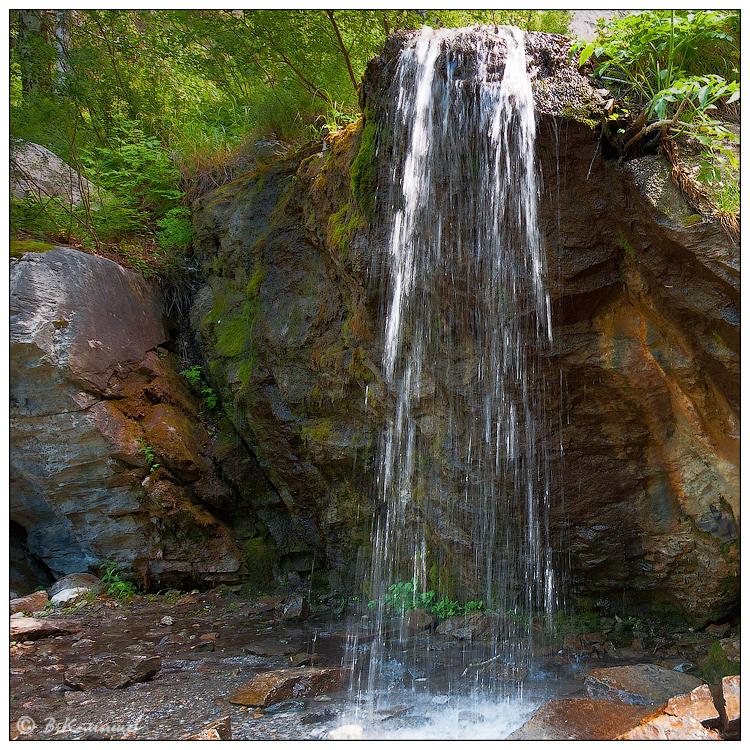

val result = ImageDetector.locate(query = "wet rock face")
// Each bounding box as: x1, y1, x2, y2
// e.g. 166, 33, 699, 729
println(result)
9, 247, 260, 589
191, 29, 738, 620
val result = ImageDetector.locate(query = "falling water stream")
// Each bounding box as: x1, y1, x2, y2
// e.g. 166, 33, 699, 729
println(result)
341, 25, 562, 738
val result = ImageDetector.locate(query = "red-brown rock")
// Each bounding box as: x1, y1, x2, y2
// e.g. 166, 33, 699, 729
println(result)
228, 667, 349, 707
10, 617, 78, 641
507, 697, 654, 740
585, 663, 704, 706
10, 590, 49, 615
615, 685, 722, 740
716, 675, 740, 739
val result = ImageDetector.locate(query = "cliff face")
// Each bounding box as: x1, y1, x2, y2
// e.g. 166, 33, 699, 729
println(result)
190, 29, 738, 623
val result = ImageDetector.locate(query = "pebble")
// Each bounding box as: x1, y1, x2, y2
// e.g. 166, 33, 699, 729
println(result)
160, 616, 174, 627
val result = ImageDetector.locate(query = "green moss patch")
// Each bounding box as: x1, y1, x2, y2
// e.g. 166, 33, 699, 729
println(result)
350, 109, 378, 221
10, 239, 57, 259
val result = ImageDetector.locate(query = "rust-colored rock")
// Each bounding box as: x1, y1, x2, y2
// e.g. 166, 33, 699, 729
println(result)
10, 590, 48, 615
585, 663, 704, 706
185, 715, 231, 740
228, 667, 349, 707
507, 697, 654, 740
10, 617, 78, 641
615, 685, 722, 740
716, 675, 740, 739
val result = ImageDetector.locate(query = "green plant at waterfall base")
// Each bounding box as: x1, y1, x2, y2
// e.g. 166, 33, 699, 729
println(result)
136, 438, 160, 473
99, 560, 138, 601
368, 578, 483, 618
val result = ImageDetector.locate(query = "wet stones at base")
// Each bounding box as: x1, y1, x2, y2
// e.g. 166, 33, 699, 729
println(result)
507, 697, 654, 740
228, 667, 350, 708
63, 654, 162, 691
10, 590, 49, 615
615, 684, 722, 740
716, 675, 740, 739
184, 715, 232, 740
584, 663, 704, 706
10, 616, 79, 641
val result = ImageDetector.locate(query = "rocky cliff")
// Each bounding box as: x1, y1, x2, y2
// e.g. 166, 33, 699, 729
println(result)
188, 29, 738, 624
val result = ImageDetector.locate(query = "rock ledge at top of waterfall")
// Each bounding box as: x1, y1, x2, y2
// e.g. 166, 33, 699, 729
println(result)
361, 26, 605, 125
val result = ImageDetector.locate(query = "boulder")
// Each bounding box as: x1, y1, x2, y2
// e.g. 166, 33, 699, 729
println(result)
507, 697, 654, 740
10, 139, 98, 206
585, 664, 704, 706
10, 246, 244, 589
9, 590, 48, 615
10, 617, 78, 641
64, 654, 161, 690
716, 675, 740, 739
51, 587, 90, 607
228, 667, 349, 707
276, 595, 310, 622
50, 573, 105, 597
615, 685, 722, 740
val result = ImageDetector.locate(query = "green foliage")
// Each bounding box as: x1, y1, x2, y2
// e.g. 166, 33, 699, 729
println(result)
136, 437, 160, 473
179, 364, 221, 414
99, 560, 138, 601
369, 577, 484, 618
157, 207, 194, 253
576, 10, 740, 182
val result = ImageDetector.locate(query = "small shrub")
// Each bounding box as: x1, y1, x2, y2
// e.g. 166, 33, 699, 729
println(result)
99, 560, 138, 601
136, 438, 160, 473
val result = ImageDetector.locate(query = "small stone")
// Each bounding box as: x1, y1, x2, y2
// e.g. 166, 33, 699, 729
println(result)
160, 616, 174, 627
276, 595, 310, 622
64, 654, 161, 690
10, 612, 25, 619
184, 715, 231, 740
49, 573, 105, 597
459, 711, 485, 723
405, 608, 434, 632
289, 652, 325, 667
705, 623, 731, 637
10, 617, 78, 641
10, 590, 49, 615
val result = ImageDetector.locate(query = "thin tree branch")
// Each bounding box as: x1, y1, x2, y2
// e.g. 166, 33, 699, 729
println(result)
326, 10, 358, 94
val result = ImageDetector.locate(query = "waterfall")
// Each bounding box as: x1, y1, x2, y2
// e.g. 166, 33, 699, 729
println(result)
349, 25, 559, 730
